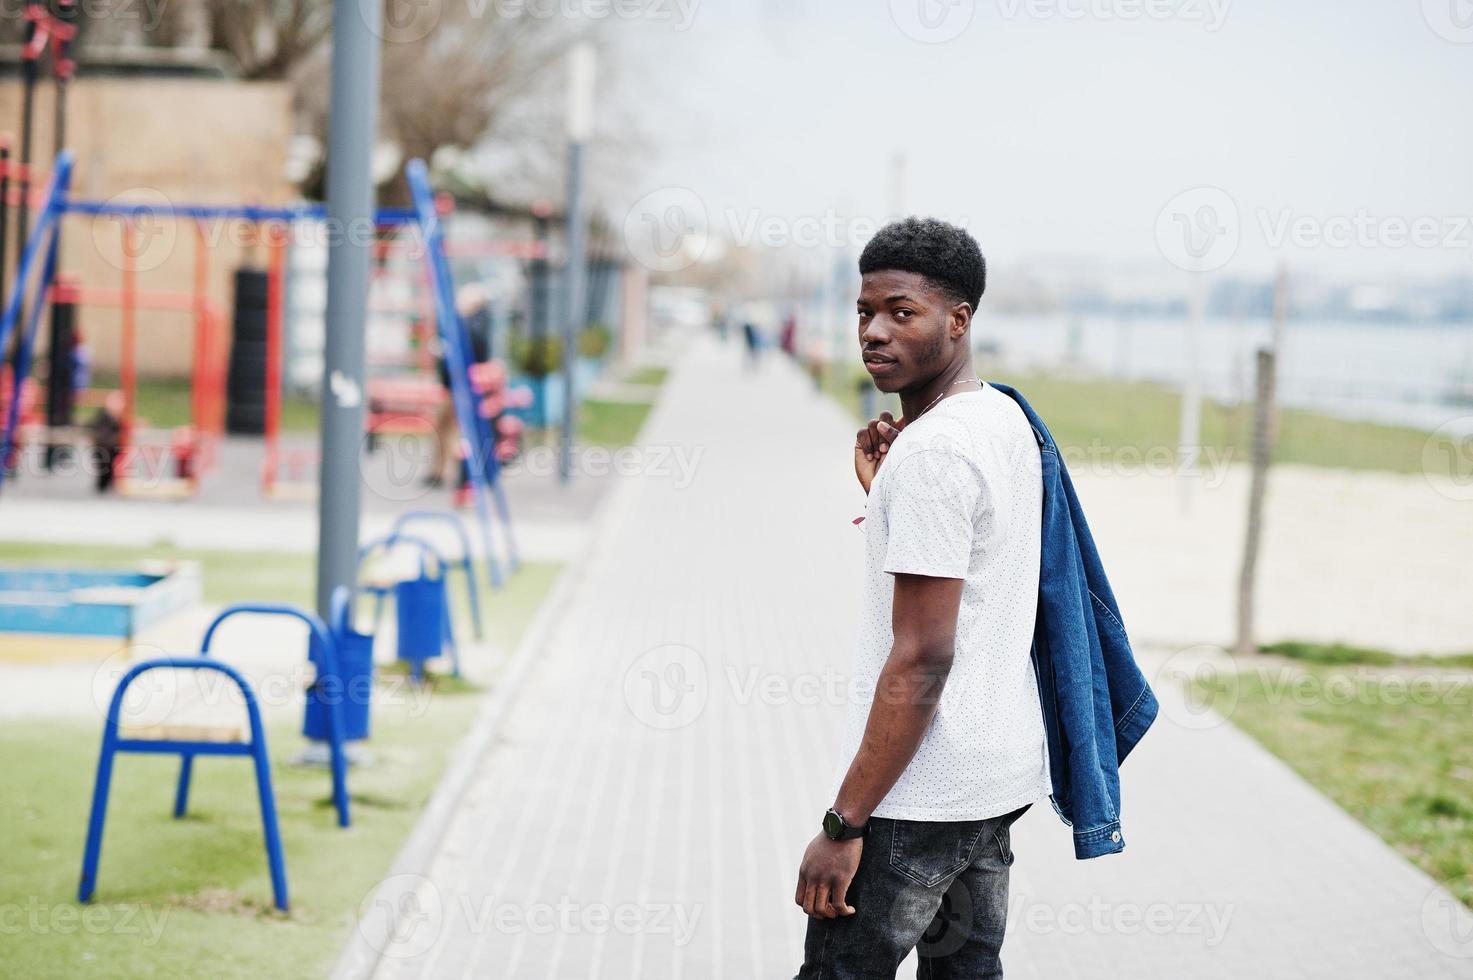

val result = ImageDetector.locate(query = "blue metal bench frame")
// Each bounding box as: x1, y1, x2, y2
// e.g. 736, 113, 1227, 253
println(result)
79, 656, 290, 910
77, 603, 352, 914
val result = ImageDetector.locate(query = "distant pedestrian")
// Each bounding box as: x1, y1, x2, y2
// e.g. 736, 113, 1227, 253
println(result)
742, 320, 762, 369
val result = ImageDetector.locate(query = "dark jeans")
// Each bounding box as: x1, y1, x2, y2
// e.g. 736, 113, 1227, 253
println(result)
795, 805, 1029, 980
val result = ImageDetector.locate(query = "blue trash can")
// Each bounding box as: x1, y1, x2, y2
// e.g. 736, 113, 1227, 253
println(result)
304, 587, 375, 742
395, 570, 448, 679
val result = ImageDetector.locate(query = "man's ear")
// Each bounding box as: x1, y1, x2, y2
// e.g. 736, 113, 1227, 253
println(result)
949, 302, 973, 339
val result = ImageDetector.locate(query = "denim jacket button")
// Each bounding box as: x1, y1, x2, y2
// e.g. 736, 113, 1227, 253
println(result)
1110, 831, 1121, 843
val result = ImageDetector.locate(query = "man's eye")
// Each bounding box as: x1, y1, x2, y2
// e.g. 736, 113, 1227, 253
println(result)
894, 309, 913, 320
857, 311, 871, 320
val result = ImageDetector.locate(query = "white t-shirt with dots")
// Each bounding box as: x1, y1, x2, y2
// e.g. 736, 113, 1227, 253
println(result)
838, 384, 1052, 822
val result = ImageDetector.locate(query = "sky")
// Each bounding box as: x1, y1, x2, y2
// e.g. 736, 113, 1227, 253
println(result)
606, 0, 1473, 282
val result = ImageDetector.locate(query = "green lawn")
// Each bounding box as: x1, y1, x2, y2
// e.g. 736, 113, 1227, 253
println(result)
825, 363, 1433, 475
625, 365, 669, 386
521, 362, 667, 450
1196, 653, 1473, 908
0, 549, 563, 979
89, 376, 320, 434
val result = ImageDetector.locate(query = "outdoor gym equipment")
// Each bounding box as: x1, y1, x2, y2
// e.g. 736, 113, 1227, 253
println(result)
78, 602, 351, 913
78, 655, 290, 910
0, 151, 521, 593
407, 160, 521, 581
358, 533, 460, 682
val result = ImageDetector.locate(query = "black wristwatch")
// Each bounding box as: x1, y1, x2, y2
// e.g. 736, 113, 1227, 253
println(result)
822, 808, 868, 841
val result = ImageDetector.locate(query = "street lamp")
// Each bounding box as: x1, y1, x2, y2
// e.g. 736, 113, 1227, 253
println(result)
560, 41, 595, 484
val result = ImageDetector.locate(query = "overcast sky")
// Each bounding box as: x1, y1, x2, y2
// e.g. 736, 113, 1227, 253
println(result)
608, 0, 1473, 280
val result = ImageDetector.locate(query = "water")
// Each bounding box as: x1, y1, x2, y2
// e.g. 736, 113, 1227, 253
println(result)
974, 313, 1473, 434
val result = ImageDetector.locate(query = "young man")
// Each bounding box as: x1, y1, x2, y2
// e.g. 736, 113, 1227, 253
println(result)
794, 218, 1050, 979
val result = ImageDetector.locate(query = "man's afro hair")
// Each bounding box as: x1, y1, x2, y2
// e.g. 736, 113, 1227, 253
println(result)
858, 217, 986, 310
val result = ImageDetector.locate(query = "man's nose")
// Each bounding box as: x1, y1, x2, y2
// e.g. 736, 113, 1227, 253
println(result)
860, 317, 888, 345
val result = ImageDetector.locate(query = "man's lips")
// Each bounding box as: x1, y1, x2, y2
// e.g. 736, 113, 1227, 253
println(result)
862, 352, 896, 370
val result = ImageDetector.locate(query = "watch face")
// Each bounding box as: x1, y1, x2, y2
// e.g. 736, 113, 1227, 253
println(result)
823, 810, 843, 840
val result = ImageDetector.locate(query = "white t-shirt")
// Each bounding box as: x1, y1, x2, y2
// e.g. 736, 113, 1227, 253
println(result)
836, 384, 1052, 821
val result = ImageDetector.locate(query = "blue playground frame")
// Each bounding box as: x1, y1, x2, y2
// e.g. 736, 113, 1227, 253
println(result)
0, 151, 519, 587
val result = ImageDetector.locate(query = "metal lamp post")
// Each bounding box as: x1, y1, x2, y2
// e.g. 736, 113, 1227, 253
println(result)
559, 42, 595, 484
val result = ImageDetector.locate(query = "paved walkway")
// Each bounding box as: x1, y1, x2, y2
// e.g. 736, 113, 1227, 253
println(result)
341, 337, 1473, 979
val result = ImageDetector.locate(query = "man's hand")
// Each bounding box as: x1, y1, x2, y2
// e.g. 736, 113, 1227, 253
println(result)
795, 832, 863, 918
854, 411, 904, 494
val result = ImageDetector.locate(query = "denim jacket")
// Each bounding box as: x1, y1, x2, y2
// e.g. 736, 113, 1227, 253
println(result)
989, 383, 1159, 859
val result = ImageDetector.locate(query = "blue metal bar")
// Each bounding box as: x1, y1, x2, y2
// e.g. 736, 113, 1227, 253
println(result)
60, 199, 417, 226
173, 755, 194, 817
359, 532, 445, 635
198, 603, 351, 828
0, 151, 72, 487
405, 159, 511, 592
79, 657, 290, 910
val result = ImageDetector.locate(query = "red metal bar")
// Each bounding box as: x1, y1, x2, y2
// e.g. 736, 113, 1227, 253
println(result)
51, 284, 198, 311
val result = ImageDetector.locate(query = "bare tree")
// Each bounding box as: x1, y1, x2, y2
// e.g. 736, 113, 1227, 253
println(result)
204, 0, 332, 79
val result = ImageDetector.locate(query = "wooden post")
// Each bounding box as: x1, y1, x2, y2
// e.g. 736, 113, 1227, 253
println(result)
1235, 347, 1276, 657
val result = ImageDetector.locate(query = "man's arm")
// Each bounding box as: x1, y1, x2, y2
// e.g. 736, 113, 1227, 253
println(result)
794, 572, 963, 919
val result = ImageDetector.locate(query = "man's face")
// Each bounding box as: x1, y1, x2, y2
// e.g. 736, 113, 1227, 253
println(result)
856, 269, 966, 394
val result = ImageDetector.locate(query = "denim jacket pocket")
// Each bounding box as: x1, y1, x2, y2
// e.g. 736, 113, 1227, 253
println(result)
888, 820, 985, 888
